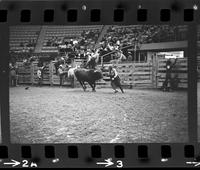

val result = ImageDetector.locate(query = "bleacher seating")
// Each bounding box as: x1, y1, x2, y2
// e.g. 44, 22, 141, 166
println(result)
41, 25, 103, 53
9, 26, 41, 52
9, 25, 187, 64
101, 25, 187, 47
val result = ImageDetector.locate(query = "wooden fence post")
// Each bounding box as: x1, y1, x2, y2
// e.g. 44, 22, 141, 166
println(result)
101, 56, 103, 66
155, 54, 158, 88
49, 61, 53, 86
132, 63, 135, 87
30, 62, 34, 85
152, 56, 156, 88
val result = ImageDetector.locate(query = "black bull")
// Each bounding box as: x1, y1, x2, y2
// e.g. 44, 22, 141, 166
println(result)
74, 69, 103, 91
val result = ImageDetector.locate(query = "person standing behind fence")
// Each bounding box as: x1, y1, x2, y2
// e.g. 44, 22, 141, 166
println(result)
37, 65, 46, 87
162, 58, 177, 92
108, 65, 124, 93
58, 64, 65, 87
37, 68, 42, 87
9, 62, 18, 87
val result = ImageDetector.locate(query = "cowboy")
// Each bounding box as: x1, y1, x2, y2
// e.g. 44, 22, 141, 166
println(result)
162, 58, 178, 91
85, 49, 99, 69
37, 67, 42, 87
108, 65, 124, 93
37, 65, 46, 87
9, 62, 18, 87
58, 64, 65, 87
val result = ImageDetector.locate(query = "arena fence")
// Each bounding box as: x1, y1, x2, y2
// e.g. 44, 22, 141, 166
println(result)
15, 58, 188, 89
97, 62, 154, 88
157, 57, 188, 88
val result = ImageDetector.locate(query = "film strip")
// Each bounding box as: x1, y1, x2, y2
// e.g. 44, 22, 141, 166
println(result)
0, 0, 199, 168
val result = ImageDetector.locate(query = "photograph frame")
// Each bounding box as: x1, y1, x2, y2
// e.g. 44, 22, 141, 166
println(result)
0, 0, 199, 168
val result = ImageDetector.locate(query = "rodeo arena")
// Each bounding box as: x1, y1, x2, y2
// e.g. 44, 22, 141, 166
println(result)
9, 25, 188, 143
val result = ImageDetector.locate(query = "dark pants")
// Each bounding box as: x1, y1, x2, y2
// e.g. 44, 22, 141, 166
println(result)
70, 76, 75, 88
38, 77, 42, 86
162, 73, 171, 91
59, 74, 64, 86
10, 76, 17, 87
111, 76, 124, 93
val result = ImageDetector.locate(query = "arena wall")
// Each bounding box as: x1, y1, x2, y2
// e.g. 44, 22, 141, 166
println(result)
15, 59, 188, 89
140, 41, 187, 51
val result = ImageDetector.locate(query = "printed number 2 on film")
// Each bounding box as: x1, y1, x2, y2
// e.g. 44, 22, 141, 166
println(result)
3, 160, 37, 168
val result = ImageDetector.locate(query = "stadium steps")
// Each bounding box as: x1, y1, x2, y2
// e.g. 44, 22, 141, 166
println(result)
34, 26, 47, 53
94, 25, 110, 49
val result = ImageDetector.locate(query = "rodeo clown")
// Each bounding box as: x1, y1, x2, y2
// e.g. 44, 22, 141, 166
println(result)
108, 65, 124, 93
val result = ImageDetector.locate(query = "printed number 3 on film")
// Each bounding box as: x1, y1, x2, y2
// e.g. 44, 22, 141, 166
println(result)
96, 158, 123, 168
116, 160, 123, 168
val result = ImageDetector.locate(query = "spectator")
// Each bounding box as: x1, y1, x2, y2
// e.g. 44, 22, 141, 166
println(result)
127, 52, 133, 61
37, 67, 43, 87
9, 62, 18, 87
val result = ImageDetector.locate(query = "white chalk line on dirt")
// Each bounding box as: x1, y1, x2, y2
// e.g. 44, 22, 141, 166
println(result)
110, 112, 128, 143
123, 113, 127, 121
110, 134, 121, 143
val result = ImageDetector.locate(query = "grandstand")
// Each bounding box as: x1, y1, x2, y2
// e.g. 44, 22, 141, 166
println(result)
9, 25, 189, 88
101, 25, 186, 46
9, 26, 41, 52
9, 25, 103, 53
9, 25, 187, 54
40, 25, 103, 53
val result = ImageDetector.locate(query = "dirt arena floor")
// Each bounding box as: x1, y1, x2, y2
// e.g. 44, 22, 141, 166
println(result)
10, 85, 188, 143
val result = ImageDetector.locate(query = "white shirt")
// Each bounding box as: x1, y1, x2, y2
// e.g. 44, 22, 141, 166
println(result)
58, 68, 63, 75
111, 68, 118, 79
37, 70, 42, 78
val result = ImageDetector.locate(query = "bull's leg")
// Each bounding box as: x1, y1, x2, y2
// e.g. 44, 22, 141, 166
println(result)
88, 82, 94, 91
93, 82, 96, 92
79, 80, 85, 91
82, 82, 86, 91
82, 82, 87, 91
89, 82, 96, 92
